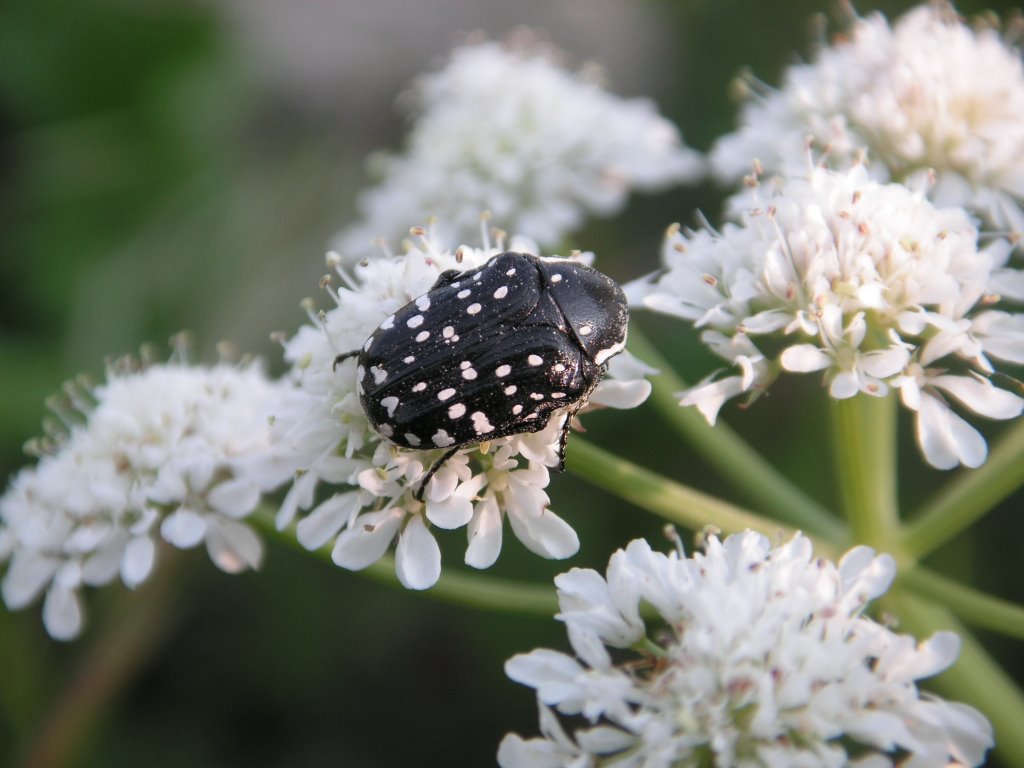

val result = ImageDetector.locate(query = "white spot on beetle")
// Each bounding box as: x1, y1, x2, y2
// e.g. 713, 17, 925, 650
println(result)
551, 274, 563, 283
370, 366, 388, 384
363, 337, 373, 351
432, 429, 455, 447
380, 396, 400, 417
467, 303, 482, 315
448, 403, 467, 419
551, 392, 566, 399
473, 272, 483, 282
403, 355, 415, 364
528, 355, 542, 366
579, 325, 592, 336
495, 364, 511, 378
379, 423, 394, 437
460, 361, 471, 369
505, 268, 516, 276
356, 365, 366, 381
594, 339, 626, 365
415, 331, 430, 342
412, 382, 427, 392
530, 393, 544, 401
462, 368, 478, 380
404, 433, 421, 446
457, 289, 471, 299
380, 314, 395, 330
504, 385, 517, 395
493, 285, 508, 299
415, 295, 430, 311
443, 326, 455, 339
407, 314, 424, 328
471, 411, 494, 434
553, 363, 565, 372
437, 388, 456, 401
512, 404, 523, 415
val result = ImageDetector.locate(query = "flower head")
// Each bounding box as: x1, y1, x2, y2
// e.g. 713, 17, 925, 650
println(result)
0, 359, 284, 639
265, 227, 652, 590
500, 531, 994, 767
628, 162, 1023, 469
337, 36, 702, 258
711, 3, 1024, 235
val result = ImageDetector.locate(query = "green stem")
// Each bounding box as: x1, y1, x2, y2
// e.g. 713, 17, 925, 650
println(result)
251, 510, 557, 615
901, 417, 1024, 561
828, 395, 899, 549
566, 438, 837, 558
362, 558, 557, 614
888, 590, 1024, 767
627, 330, 846, 543
900, 566, 1024, 639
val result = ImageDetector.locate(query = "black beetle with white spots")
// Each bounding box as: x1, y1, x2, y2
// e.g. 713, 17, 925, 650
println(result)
337, 251, 629, 497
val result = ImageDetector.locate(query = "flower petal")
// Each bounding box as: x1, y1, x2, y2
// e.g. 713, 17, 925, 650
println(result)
916, 394, 987, 470
465, 495, 503, 569
331, 507, 404, 571
780, 344, 832, 373
160, 508, 207, 549
205, 518, 263, 573
395, 515, 441, 589
42, 583, 84, 641
121, 536, 156, 588
931, 375, 1023, 420
296, 491, 361, 551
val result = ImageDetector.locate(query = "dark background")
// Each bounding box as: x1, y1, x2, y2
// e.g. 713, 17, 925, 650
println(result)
0, 1, 1021, 766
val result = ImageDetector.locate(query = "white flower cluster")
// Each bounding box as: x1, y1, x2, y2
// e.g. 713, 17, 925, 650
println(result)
710, 3, 1024, 235
266, 229, 652, 590
628, 163, 1024, 470
337, 36, 703, 259
499, 531, 994, 768
0, 361, 284, 640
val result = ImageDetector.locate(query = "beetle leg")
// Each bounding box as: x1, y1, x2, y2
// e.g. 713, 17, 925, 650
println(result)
555, 403, 585, 473
415, 447, 460, 501
332, 350, 360, 371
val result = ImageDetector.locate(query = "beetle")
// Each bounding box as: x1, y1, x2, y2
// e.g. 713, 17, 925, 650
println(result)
337, 251, 628, 498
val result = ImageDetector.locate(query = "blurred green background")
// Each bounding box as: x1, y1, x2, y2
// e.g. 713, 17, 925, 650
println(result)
1, 0, 1021, 766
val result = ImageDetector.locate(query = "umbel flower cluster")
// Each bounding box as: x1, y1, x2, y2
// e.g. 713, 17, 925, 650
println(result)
710, 3, 1024, 234
628, 161, 1024, 470
500, 531, 994, 767
337, 34, 703, 258
266, 228, 653, 590
0, 359, 284, 639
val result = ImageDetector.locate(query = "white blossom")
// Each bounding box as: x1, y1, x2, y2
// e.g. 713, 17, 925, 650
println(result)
0, 360, 285, 639
337, 36, 703, 259
710, 2, 1024, 235
500, 531, 994, 768
265, 227, 652, 590
628, 163, 1023, 469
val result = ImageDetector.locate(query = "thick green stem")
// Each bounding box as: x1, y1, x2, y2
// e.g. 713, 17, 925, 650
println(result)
900, 566, 1024, 639
566, 438, 837, 558
888, 591, 1024, 767
828, 395, 900, 549
627, 330, 846, 543
901, 418, 1024, 560
251, 509, 557, 615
